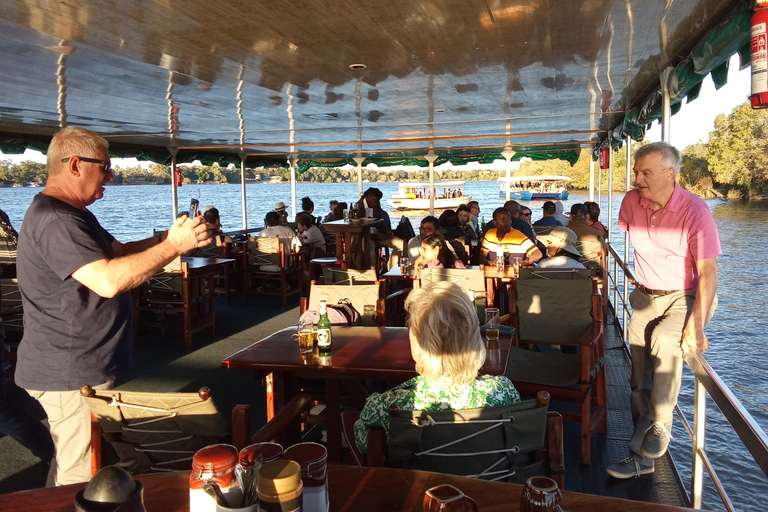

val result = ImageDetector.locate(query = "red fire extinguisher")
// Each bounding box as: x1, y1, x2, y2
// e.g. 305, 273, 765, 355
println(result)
751, 0, 768, 108
174, 167, 182, 187
599, 147, 610, 169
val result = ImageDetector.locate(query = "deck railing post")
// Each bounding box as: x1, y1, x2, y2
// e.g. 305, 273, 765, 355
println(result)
692, 375, 706, 509
168, 146, 179, 221
425, 151, 438, 216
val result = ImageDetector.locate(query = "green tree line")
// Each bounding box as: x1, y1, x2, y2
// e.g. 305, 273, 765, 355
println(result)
3, 101, 766, 197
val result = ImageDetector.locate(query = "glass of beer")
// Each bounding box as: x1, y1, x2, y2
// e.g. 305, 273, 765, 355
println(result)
298, 320, 315, 354
400, 256, 410, 276
485, 308, 500, 342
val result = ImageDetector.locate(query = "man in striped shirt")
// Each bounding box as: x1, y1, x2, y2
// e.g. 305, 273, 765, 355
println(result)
480, 208, 542, 266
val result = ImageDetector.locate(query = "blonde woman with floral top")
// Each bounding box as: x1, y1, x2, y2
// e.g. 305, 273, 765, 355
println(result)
354, 281, 520, 454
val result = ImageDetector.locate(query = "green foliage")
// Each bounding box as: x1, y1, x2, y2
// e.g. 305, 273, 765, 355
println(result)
707, 101, 768, 196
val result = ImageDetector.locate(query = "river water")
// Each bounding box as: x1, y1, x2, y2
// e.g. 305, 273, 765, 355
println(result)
2, 181, 767, 510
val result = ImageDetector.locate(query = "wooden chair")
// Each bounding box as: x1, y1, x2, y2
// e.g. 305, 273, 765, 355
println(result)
0, 277, 23, 332
321, 266, 378, 285
341, 391, 564, 489
83, 386, 316, 476
418, 268, 487, 321
243, 236, 302, 308
300, 281, 386, 327
505, 268, 606, 465
82, 385, 230, 476
134, 258, 216, 350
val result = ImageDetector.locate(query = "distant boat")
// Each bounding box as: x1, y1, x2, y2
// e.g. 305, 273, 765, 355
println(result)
387, 181, 472, 210
498, 175, 570, 200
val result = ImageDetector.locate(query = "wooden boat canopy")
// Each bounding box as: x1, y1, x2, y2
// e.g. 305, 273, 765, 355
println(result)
0, 0, 751, 167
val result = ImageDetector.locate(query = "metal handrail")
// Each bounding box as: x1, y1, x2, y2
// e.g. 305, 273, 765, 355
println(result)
605, 242, 768, 510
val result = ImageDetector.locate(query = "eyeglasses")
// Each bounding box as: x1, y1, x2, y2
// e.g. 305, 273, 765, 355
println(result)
62, 156, 111, 173
522, 212, 532, 217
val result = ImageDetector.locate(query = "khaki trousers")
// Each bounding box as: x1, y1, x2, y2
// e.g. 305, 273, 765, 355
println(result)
26, 381, 113, 486
627, 288, 716, 465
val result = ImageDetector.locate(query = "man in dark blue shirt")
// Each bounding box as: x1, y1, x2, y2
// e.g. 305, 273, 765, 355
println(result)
16, 127, 211, 486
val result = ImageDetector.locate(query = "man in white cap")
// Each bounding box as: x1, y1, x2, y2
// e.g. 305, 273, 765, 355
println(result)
553, 200, 570, 226
536, 226, 585, 269
273, 202, 289, 226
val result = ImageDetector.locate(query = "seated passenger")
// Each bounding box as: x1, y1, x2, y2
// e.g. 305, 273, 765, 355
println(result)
567, 203, 604, 271
414, 234, 467, 272
536, 226, 586, 269
200, 206, 239, 256
438, 210, 466, 241
532, 201, 562, 228
296, 213, 326, 256
326, 202, 347, 222
584, 201, 607, 238
325, 200, 339, 222
480, 208, 542, 266
353, 281, 520, 454
406, 216, 439, 261
259, 211, 294, 238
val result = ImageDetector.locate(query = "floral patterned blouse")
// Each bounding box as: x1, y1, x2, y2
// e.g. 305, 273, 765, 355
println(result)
353, 375, 520, 453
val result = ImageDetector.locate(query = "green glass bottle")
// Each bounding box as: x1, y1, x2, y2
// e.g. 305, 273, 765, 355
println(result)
317, 300, 332, 355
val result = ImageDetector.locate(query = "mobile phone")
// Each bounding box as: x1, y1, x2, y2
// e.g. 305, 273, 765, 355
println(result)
189, 198, 199, 218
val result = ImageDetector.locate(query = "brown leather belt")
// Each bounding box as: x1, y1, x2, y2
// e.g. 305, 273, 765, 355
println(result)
637, 284, 681, 297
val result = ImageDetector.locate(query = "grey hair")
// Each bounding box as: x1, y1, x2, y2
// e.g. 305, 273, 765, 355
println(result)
634, 142, 681, 176
47, 127, 109, 176
405, 281, 485, 387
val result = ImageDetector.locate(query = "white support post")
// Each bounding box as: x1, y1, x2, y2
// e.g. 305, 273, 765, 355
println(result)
425, 151, 438, 216
501, 148, 516, 202
239, 152, 248, 229
589, 158, 595, 202
290, 156, 298, 222
692, 375, 706, 509
353, 156, 365, 197
168, 147, 178, 221
661, 67, 672, 144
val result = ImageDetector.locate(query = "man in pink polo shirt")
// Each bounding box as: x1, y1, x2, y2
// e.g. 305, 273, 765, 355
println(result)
607, 142, 720, 479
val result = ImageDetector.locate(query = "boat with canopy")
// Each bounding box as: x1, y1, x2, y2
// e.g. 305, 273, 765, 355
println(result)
498, 176, 570, 200
387, 181, 471, 210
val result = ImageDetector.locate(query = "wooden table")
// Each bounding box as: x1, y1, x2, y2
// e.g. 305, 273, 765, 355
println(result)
2, 466, 703, 512
323, 219, 380, 270
222, 326, 512, 461
160, 257, 235, 349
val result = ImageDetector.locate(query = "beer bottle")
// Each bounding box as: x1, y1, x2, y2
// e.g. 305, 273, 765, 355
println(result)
317, 300, 332, 355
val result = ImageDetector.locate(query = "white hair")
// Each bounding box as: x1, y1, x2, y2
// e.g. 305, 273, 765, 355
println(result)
405, 281, 485, 386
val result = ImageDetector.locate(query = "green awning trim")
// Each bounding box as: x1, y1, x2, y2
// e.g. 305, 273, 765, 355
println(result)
612, 0, 751, 145
296, 149, 580, 174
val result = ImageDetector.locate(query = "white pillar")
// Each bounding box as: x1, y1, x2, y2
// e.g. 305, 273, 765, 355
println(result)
588, 158, 595, 202
353, 156, 365, 197
425, 151, 438, 216
239, 152, 248, 229
290, 156, 298, 222
501, 149, 516, 202
168, 147, 178, 220
660, 67, 672, 144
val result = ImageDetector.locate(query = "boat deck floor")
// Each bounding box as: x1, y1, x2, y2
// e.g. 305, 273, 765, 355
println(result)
0, 294, 684, 507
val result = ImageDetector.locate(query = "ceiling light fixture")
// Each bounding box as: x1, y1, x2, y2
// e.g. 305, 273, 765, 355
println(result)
349, 63, 367, 70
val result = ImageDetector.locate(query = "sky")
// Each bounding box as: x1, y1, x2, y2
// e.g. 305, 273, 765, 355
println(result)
1, 57, 753, 167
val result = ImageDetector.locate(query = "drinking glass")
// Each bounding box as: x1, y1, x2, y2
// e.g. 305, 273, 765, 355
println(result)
423, 484, 477, 512
485, 308, 500, 341
297, 320, 315, 354
511, 256, 522, 278
343, 209, 349, 221
400, 257, 410, 275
